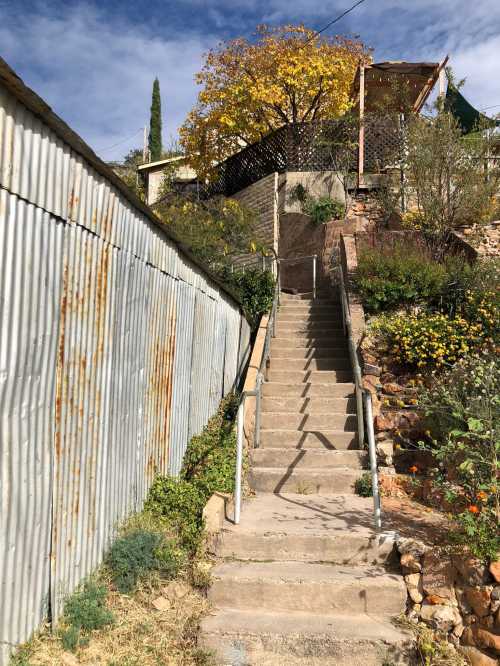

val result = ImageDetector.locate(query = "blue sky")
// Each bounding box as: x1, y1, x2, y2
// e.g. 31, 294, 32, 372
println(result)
1, 0, 499, 161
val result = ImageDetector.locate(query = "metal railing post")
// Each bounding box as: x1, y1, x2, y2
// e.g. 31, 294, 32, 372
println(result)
338, 262, 382, 531
312, 254, 317, 300
364, 392, 382, 531
234, 400, 244, 524
254, 374, 262, 449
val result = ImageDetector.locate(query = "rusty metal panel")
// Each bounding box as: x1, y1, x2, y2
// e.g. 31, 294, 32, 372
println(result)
0, 191, 64, 665
209, 295, 227, 414
105, 249, 149, 530
141, 269, 177, 489
50, 224, 116, 616
0, 71, 251, 664
223, 305, 241, 394
188, 291, 216, 439
0, 86, 73, 222
168, 281, 195, 476
238, 316, 252, 382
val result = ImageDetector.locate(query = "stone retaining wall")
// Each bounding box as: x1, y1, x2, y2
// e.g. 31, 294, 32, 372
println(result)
397, 537, 500, 664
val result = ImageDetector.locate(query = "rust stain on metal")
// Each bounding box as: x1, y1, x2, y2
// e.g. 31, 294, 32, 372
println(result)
147, 298, 177, 481
54, 262, 69, 460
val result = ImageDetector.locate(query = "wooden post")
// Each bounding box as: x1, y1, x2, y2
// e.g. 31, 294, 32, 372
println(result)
358, 64, 365, 188
439, 68, 446, 98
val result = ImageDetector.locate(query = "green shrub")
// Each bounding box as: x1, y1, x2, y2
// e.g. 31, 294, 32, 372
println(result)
181, 392, 239, 496
108, 529, 161, 593
419, 352, 500, 562
356, 241, 447, 312
59, 581, 114, 651
303, 195, 344, 225
106, 528, 182, 593
146, 477, 206, 554
146, 393, 240, 554
289, 185, 345, 224
355, 472, 373, 497
225, 267, 275, 329
375, 312, 478, 368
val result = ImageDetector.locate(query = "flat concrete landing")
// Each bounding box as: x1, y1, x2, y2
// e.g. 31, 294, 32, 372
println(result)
222, 493, 388, 536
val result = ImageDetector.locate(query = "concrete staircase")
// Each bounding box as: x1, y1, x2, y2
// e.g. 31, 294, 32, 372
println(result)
200, 293, 410, 665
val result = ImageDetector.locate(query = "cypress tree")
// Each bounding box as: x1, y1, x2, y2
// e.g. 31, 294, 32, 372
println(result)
148, 77, 162, 161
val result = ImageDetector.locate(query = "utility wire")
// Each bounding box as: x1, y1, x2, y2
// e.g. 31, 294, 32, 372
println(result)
480, 103, 500, 112
98, 127, 143, 154
302, 0, 369, 45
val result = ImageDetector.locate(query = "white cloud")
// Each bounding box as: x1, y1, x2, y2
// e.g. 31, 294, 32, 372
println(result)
1, 0, 498, 166
0, 4, 215, 161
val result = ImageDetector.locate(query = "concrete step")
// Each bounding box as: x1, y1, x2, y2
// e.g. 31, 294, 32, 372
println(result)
276, 322, 344, 333
262, 396, 356, 413
271, 358, 351, 371
280, 294, 338, 302
270, 346, 348, 359
261, 412, 357, 431
268, 370, 353, 383
215, 493, 394, 564
249, 467, 361, 494
277, 314, 343, 324
208, 561, 407, 616
251, 448, 365, 469
200, 609, 412, 666
278, 302, 342, 317
262, 382, 355, 398
260, 430, 358, 450
273, 330, 346, 342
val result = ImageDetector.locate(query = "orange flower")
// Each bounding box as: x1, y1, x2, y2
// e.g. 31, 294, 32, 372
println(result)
409, 465, 418, 474
468, 505, 480, 514
476, 491, 488, 503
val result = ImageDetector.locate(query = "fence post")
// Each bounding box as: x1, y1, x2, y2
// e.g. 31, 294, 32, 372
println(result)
234, 400, 244, 524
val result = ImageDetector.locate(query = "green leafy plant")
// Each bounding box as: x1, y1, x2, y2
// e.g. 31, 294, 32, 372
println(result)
155, 196, 259, 270
419, 352, 500, 562
303, 195, 344, 225
223, 267, 275, 328
356, 239, 448, 312
59, 581, 114, 651
355, 472, 373, 497
289, 184, 345, 224
146, 477, 206, 554
375, 312, 479, 369
146, 394, 240, 554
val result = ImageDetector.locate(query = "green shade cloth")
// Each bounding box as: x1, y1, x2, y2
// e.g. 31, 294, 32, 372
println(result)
445, 83, 498, 134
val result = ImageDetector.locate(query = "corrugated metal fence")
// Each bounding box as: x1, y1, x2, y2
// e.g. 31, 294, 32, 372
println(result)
0, 63, 251, 664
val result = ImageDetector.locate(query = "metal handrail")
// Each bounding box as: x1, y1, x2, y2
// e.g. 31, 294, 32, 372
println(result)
338, 263, 382, 531
233, 260, 281, 524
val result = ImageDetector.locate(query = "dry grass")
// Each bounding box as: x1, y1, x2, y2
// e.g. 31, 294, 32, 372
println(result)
395, 617, 467, 666
12, 572, 213, 666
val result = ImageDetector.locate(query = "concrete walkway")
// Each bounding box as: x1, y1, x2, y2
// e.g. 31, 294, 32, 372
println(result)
200, 294, 411, 665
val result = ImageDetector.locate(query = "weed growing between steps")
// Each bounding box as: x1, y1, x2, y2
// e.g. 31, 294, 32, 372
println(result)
396, 617, 468, 666
355, 472, 373, 497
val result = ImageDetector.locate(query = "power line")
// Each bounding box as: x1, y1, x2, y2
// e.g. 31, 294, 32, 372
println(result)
302, 0, 369, 46
480, 103, 500, 112
98, 127, 143, 153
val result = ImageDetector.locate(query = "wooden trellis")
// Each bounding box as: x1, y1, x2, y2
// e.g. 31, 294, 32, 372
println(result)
203, 119, 399, 197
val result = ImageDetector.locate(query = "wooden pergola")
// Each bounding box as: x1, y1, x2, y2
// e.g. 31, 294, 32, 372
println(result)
353, 58, 449, 184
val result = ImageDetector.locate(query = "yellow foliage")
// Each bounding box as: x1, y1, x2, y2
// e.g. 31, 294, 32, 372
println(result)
180, 25, 369, 178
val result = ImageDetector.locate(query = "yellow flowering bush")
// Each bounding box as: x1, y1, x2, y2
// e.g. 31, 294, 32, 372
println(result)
377, 312, 486, 368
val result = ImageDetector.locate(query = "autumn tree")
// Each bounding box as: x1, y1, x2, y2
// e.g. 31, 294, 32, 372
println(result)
180, 25, 369, 178
149, 77, 162, 161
